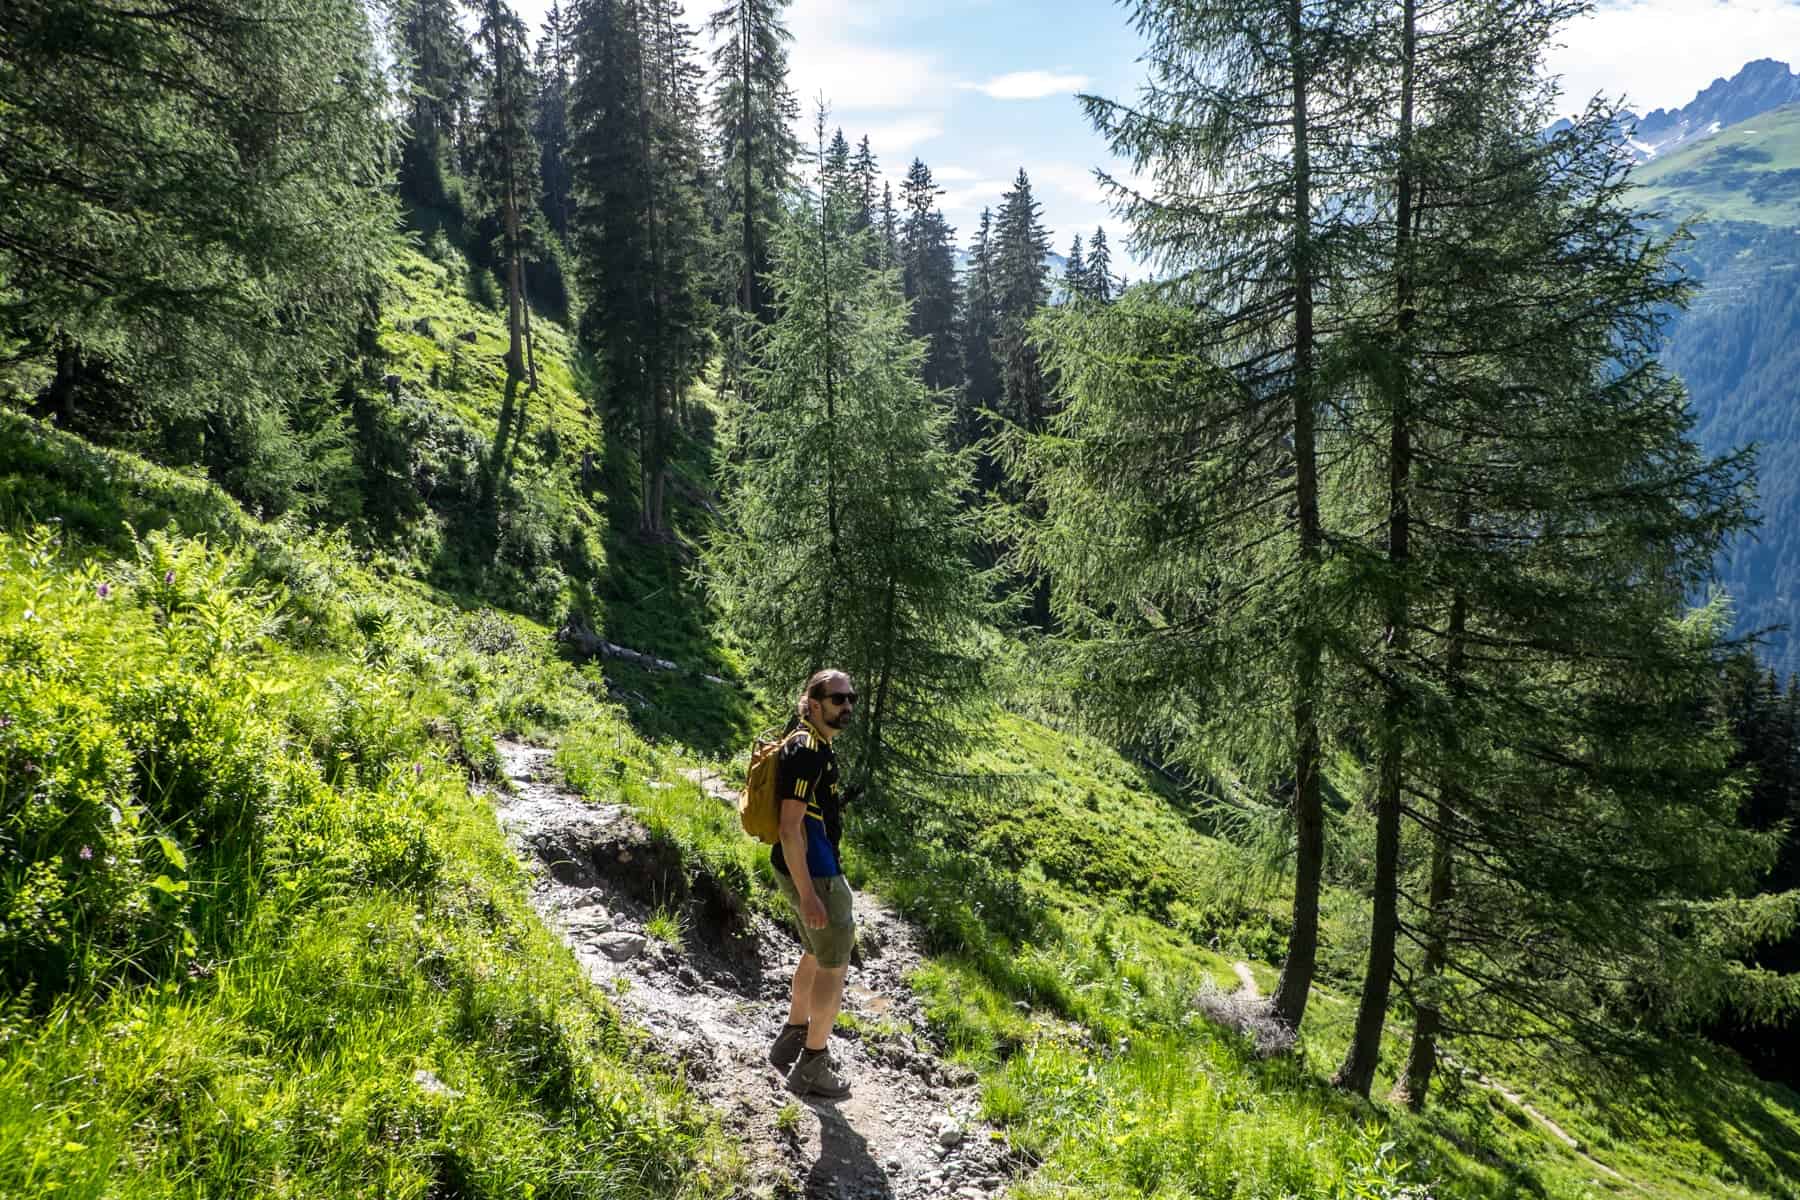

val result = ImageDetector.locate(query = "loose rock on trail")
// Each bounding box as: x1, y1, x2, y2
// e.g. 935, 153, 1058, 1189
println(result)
492, 741, 1025, 1200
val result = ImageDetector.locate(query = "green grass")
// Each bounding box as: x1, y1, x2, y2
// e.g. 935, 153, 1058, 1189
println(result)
0, 432, 746, 1196
1630, 102, 1800, 225
6, 234, 1797, 1200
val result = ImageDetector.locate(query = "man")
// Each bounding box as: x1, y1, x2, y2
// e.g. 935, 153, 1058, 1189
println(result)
767, 668, 859, 1099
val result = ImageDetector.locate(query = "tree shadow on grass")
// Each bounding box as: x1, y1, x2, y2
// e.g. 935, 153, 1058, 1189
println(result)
586, 410, 753, 757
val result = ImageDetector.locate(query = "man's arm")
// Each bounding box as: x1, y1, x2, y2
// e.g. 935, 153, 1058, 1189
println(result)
780, 797, 828, 929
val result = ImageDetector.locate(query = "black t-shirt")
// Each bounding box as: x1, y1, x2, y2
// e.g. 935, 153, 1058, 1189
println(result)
770, 719, 843, 878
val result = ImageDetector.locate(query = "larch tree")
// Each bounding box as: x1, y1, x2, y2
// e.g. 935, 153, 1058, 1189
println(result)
1365, 90, 1777, 1105
1039, 0, 1388, 1034
707, 110, 991, 804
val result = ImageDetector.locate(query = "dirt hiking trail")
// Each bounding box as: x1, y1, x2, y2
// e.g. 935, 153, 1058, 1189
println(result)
491, 741, 1025, 1200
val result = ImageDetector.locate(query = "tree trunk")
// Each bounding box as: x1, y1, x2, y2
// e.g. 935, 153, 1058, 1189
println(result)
740, 4, 754, 318
1393, 505, 1468, 1111
492, 0, 526, 383
1335, 0, 1416, 1098
522, 273, 539, 392
1271, 0, 1322, 1036
636, 0, 666, 537
860, 571, 899, 794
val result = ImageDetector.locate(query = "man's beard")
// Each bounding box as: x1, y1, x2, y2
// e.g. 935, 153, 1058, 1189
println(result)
827, 711, 853, 730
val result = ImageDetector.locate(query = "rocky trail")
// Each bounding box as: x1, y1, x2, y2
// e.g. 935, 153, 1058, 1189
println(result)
490, 741, 1026, 1200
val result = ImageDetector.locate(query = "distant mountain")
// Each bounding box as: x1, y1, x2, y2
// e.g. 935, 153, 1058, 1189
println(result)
1548, 59, 1800, 163
1627, 59, 1800, 162
1627, 93, 1800, 674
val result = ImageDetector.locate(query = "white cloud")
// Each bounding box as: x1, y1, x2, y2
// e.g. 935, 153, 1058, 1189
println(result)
856, 118, 947, 163
1543, 1, 1800, 117
931, 165, 982, 183
959, 70, 1093, 101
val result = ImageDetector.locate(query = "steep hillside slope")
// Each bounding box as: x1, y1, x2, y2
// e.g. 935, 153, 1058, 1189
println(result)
1631, 103, 1800, 671
6, 243, 1799, 1200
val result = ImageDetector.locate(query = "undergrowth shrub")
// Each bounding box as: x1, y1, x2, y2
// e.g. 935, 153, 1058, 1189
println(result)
0, 520, 739, 1196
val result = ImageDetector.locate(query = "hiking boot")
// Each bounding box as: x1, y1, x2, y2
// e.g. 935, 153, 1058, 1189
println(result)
785, 1048, 852, 1100
768, 1022, 808, 1073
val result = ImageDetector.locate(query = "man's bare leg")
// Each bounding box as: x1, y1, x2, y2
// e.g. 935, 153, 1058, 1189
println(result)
804, 964, 848, 1051
787, 953, 818, 1026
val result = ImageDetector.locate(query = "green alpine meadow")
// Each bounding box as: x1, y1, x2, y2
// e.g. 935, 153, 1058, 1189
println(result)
3, 0, 1799, 1197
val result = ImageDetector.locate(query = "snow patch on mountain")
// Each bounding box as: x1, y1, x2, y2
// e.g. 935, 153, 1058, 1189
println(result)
1601, 59, 1800, 163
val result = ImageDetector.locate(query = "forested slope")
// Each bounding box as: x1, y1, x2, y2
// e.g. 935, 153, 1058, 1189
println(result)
6, 1, 1800, 1197
1637, 104, 1800, 672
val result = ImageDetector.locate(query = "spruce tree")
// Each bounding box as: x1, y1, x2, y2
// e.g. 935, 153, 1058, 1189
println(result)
569, 0, 711, 534
532, 1, 575, 236
1062, 234, 1087, 302
992, 169, 1052, 435
707, 114, 990, 800
706, 0, 798, 322
399, 0, 472, 214
879, 182, 901, 270
899, 160, 962, 395
0, 0, 398, 507
851, 135, 880, 243
1085, 227, 1114, 303
959, 209, 1003, 465
469, 0, 540, 385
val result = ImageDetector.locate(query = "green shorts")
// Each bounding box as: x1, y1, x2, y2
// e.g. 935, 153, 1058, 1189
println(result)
774, 870, 856, 968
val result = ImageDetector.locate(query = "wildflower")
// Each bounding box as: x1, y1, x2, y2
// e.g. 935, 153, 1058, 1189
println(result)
0, 714, 12, 729
96, 582, 112, 600
164, 570, 175, 586
21, 609, 34, 622
413, 763, 424, 777
79, 846, 93, 861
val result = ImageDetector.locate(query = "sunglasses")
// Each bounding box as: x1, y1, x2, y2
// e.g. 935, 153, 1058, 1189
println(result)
820, 691, 858, 706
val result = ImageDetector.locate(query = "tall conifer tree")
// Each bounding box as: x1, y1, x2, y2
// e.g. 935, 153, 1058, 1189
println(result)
899, 159, 962, 395
1062, 234, 1087, 301
708, 112, 990, 800
959, 208, 1003, 465
706, 0, 798, 322
398, 0, 471, 213
992, 170, 1052, 435
1031, 0, 1386, 1033
532, 1, 575, 236
470, 0, 539, 385
569, 0, 711, 534
0, 0, 397, 506
1085, 227, 1114, 302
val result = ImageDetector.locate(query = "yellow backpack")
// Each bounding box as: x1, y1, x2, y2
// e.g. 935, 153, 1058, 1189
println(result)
740, 726, 807, 844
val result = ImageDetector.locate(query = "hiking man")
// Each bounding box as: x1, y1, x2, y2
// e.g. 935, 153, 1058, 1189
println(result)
767, 668, 858, 1099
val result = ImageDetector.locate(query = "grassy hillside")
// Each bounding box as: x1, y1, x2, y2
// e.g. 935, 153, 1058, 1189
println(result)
0, 254, 762, 1197
6, 243, 1799, 1200
1631, 102, 1800, 225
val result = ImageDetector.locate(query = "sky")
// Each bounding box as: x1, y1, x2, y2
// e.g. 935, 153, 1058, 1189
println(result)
511, 0, 1800, 267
